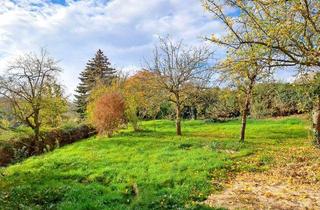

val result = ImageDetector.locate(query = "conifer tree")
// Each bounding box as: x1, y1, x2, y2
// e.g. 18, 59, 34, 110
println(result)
74, 49, 116, 118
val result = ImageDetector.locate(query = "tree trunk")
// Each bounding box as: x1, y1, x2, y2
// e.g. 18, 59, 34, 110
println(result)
176, 104, 182, 136
240, 86, 253, 142
131, 116, 140, 132
315, 95, 320, 145
174, 92, 182, 136
191, 106, 197, 120
34, 125, 41, 153
33, 110, 42, 154
240, 98, 249, 142
107, 131, 112, 138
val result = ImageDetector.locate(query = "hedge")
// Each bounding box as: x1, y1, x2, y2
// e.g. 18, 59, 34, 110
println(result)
0, 125, 96, 166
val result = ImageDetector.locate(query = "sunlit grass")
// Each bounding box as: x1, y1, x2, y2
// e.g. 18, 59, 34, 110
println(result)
0, 116, 311, 209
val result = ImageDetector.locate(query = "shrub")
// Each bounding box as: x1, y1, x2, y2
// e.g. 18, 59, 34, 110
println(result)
207, 89, 240, 119
91, 92, 125, 137
0, 124, 96, 166
0, 119, 10, 130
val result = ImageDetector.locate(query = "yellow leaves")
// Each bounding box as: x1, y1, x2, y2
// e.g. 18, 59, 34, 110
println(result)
225, 17, 234, 27
291, 2, 304, 13
202, 1, 210, 11
204, 0, 320, 67
123, 70, 167, 119
264, 191, 273, 198
210, 34, 218, 42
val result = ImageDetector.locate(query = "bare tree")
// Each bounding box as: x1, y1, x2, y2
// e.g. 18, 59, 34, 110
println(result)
147, 37, 212, 135
0, 49, 61, 153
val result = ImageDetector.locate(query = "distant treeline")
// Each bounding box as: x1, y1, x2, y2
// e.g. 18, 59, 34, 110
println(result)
148, 82, 312, 121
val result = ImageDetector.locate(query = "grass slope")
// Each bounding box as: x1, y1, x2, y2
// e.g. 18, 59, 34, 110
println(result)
0, 117, 311, 209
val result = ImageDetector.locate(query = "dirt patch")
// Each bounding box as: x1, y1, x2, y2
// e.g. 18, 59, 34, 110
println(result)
205, 149, 320, 210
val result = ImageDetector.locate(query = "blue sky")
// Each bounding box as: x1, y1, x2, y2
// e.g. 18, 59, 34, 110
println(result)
0, 0, 292, 97
51, 0, 66, 5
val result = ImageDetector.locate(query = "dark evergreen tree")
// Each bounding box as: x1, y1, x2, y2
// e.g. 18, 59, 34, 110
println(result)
74, 49, 116, 118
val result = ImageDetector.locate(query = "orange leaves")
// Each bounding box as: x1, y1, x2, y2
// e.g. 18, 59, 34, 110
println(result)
91, 92, 125, 137
124, 70, 159, 101
123, 70, 166, 118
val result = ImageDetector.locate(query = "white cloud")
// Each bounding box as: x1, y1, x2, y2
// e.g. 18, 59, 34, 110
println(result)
0, 0, 225, 96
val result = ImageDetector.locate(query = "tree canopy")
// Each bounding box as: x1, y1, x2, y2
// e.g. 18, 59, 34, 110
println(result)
74, 49, 116, 118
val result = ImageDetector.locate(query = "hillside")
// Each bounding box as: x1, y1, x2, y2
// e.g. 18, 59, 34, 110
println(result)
1, 117, 319, 209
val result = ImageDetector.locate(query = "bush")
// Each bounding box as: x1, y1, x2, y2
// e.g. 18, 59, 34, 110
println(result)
91, 92, 125, 137
0, 124, 96, 166
208, 91, 240, 119
251, 83, 310, 118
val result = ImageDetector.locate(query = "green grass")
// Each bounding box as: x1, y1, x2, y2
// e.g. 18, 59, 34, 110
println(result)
0, 117, 311, 209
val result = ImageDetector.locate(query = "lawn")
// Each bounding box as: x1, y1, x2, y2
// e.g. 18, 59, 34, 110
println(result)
0, 116, 312, 209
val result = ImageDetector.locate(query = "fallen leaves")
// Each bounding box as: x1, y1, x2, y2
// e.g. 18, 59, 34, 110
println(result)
204, 146, 320, 210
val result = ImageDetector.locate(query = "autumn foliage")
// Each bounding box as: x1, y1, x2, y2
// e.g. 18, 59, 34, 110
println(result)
124, 70, 163, 118
91, 92, 125, 137
121, 70, 167, 131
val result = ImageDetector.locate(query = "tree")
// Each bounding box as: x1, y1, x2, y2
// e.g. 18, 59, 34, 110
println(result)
74, 49, 116, 118
208, 88, 240, 120
0, 49, 62, 152
182, 84, 208, 120
217, 45, 273, 141
203, 0, 320, 67
90, 92, 125, 137
312, 74, 320, 145
295, 73, 320, 145
40, 82, 68, 127
203, 0, 320, 142
147, 37, 212, 135
251, 83, 304, 118
123, 70, 167, 130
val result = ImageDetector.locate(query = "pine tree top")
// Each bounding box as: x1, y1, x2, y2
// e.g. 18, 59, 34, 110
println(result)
74, 49, 117, 116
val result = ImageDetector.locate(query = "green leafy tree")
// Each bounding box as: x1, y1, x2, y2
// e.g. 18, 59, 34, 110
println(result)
208, 88, 240, 120
74, 49, 116, 118
252, 83, 307, 118
217, 45, 273, 142
40, 82, 68, 127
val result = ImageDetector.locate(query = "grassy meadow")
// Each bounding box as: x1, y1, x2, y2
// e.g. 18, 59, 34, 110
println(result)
0, 116, 313, 209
